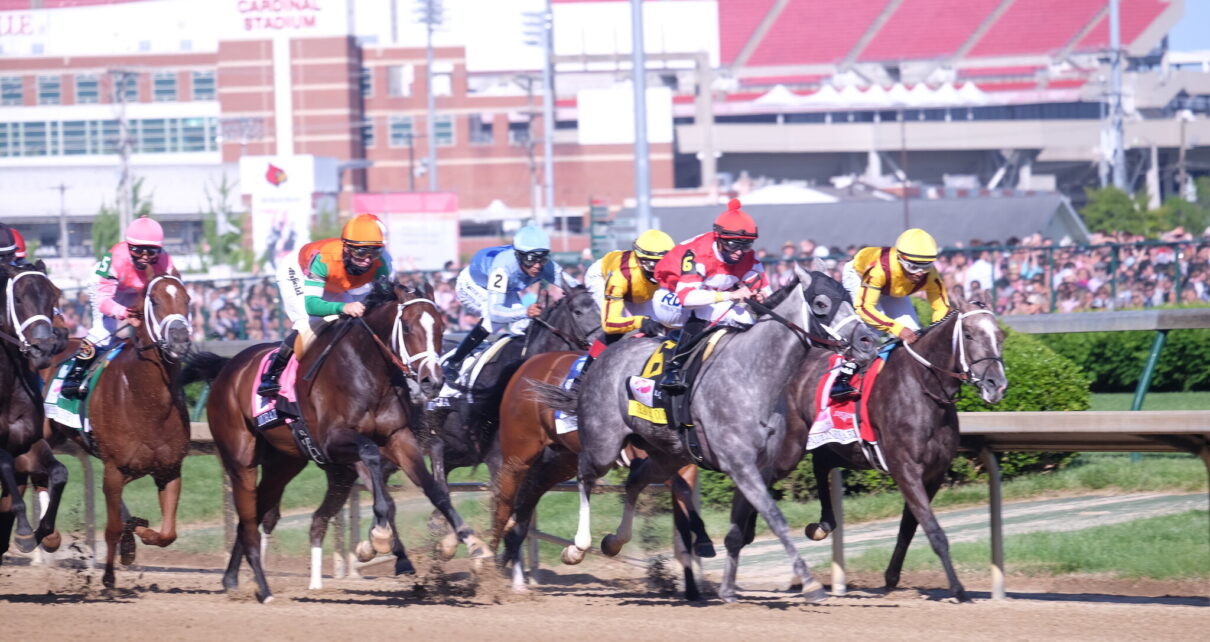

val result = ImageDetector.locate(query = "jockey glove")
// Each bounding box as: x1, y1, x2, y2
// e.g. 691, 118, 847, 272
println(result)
638, 317, 664, 338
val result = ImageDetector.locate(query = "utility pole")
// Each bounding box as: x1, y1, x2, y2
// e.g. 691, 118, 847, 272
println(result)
630, 0, 651, 231
900, 109, 910, 229
1177, 109, 1193, 200
417, 0, 443, 192
110, 69, 137, 232
523, 2, 556, 227
51, 183, 69, 260
1108, 0, 1127, 190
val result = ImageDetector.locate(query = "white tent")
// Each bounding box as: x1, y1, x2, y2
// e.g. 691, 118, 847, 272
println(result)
958, 82, 989, 104
754, 84, 806, 106
801, 83, 842, 106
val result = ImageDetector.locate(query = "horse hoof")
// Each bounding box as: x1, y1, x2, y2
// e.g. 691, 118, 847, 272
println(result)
370, 525, 394, 554
802, 580, 830, 604
600, 534, 624, 558
354, 540, 377, 563
40, 530, 62, 553
395, 557, 416, 576
13, 531, 36, 554
560, 545, 585, 566
719, 592, 738, 604
437, 532, 458, 561
466, 536, 492, 560
258, 593, 274, 604
954, 589, 972, 603
804, 523, 831, 541
694, 539, 716, 559
102, 570, 116, 589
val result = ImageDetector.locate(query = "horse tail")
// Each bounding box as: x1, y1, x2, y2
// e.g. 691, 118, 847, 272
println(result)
526, 378, 578, 414
180, 351, 230, 385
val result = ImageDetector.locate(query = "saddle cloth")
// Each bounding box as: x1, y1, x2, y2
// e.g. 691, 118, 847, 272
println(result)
252, 348, 301, 429
807, 353, 885, 451
44, 344, 124, 432
553, 354, 588, 434
625, 329, 729, 425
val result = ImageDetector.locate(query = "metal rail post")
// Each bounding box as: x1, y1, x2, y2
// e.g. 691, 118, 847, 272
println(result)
1130, 330, 1169, 463
190, 384, 210, 422
980, 448, 1005, 600
829, 468, 846, 596
79, 452, 96, 567
527, 510, 540, 577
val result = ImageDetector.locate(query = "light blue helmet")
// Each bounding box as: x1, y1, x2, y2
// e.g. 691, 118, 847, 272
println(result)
513, 225, 551, 253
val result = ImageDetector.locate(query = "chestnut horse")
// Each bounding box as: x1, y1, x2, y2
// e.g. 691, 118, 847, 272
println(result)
0, 262, 66, 559
188, 279, 486, 603
44, 274, 194, 588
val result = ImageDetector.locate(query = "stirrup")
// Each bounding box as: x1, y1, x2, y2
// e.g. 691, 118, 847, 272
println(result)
829, 385, 860, 402
257, 380, 282, 398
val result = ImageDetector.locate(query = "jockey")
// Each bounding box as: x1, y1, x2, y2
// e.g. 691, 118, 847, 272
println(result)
60, 217, 179, 399
0, 223, 18, 264
442, 224, 578, 377
832, 227, 951, 399
258, 213, 391, 397
651, 199, 771, 392
11, 227, 31, 266
585, 229, 675, 344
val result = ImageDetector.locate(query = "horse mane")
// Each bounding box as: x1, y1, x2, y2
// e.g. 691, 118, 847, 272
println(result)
913, 308, 960, 339
762, 277, 799, 309
362, 276, 399, 311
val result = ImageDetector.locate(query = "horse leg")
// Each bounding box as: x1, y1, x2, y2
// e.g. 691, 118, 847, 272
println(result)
0, 449, 36, 553
221, 457, 274, 601
601, 457, 668, 557
886, 469, 968, 601
329, 432, 397, 559
29, 444, 67, 552
385, 429, 489, 559
718, 491, 759, 603
805, 450, 841, 541
379, 465, 415, 577
134, 475, 181, 547
425, 433, 459, 557
727, 461, 828, 604
100, 463, 129, 589
491, 438, 546, 553
305, 465, 357, 589
503, 448, 578, 591
668, 467, 713, 558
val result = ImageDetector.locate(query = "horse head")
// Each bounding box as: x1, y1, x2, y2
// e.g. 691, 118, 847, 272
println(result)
365, 277, 445, 400
950, 288, 1007, 404
531, 283, 602, 352
790, 264, 879, 364
136, 274, 193, 362
1, 262, 65, 370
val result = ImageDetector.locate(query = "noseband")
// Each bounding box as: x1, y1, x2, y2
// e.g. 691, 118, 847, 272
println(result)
3, 270, 55, 355
902, 309, 1004, 384
143, 275, 193, 358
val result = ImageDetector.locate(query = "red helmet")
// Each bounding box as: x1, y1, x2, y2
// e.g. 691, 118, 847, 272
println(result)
11, 227, 26, 259
713, 199, 758, 240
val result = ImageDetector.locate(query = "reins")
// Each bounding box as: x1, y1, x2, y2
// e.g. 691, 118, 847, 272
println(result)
746, 298, 851, 351
898, 308, 1005, 406
529, 314, 595, 350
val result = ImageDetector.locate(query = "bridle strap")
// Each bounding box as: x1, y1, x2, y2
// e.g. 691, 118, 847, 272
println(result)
530, 313, 595, 350
391, 298, 440, 371
359, 317, 414, 376
6, 270, 53, 350
143, 275, 192, 347
901, 309, 1001, 382
746, 298, 845, 350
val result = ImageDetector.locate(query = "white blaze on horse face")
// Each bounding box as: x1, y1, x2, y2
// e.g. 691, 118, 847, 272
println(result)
164, 284, 178, 297
309, 546, 323, 589
420, 310, 436, 366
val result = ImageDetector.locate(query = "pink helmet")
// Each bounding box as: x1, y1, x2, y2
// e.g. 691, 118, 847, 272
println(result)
125, 217, 164, 247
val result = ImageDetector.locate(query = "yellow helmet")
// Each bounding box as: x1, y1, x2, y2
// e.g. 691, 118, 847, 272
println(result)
894, 228, 939, 263
632, 229, 674, 261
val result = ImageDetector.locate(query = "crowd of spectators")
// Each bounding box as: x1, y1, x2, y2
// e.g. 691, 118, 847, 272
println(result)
54, 228, 1210, 342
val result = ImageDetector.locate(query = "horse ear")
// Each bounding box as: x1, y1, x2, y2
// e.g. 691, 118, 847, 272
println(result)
422, 280, 435, 299
949, 284, 968, 309
33, 260, 47, 274
792, 263, 813, 289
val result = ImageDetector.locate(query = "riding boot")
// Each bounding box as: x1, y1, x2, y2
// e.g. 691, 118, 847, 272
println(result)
829, 359, 860, 402
257, 331, 298, 398
441, 320, 490, 382
59, 342, 97, 400
660, 317, 707, 394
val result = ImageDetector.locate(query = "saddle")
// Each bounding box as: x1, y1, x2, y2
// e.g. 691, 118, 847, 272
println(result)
251, 348, 327, 466
44, 344, 124, 452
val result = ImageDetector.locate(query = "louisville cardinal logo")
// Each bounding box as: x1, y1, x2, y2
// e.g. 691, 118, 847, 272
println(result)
265, 163, 288, 186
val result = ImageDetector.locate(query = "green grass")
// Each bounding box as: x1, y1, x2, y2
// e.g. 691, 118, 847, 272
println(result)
1089, 391, 1210, 411
848, 509, 1210, 580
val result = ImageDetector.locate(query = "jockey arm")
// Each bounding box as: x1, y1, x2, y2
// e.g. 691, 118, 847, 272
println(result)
484, 252, 531, 327
602, 267, 645, 334
854, 269, 904, 336
301, 252, 391, 316
923, 270, 952, 323
92, 250, 178, 320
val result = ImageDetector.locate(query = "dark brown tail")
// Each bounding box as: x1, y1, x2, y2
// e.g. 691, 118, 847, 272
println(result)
180, 351, 230, 386
526, 378, 578, 414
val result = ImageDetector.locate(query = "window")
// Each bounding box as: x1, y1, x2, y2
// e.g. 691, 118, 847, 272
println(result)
181, 117, 206, 152
192, 71, 215, 101
0, 123, 9, 157
388, 115, 414, 147
114, 73, 138, 102
21, 121, 49, 156
139, 118, 167, 153
75, 74, 99, 104
508, 121, 531, 146
0, 76, 21, 105
153, 72, 177, 102
432, 61, 453, 97
63, 121, 87, 155
37, 75, 60, 105
387, 64, 413, 97
361, 117, 375, 148
433, 114, 454, 146
469, 114, 493, 145
0, 117, 215, 158
100, 120, 119, 154
360, 66, 373, 98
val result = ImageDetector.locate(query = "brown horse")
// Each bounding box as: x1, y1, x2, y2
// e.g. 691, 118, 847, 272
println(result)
0, 262, 66, 559
187, 279, 485, 603
43, 274, 193, 588
492, 349, 710, 597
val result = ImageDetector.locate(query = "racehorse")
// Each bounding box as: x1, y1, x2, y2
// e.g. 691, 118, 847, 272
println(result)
492, 350, 710, 597
44, 274, 193, 588
187, 279, 484, 603
534, 268, 880, 603
0, 262, 66, 559
794, 291, 1006, 602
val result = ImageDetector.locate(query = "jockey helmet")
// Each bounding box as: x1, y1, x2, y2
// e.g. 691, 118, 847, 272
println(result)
894, 228, 939, 275
633, 229, 674, 261
341, 214, 386, 247
712, 199, 758, 241
513, 225, 551, 253
12, 227, 26, 259
125, 216, 164, 247
0, 224, 16, 260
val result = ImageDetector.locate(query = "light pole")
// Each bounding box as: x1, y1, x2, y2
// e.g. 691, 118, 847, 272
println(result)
417, 0, 444, 192
630, 0, 651, 232
523, 2, 556, 228
51, 183, 69, 260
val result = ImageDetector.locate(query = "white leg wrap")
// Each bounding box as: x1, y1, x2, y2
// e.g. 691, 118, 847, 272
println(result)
574, 481, 592, 551
309, 546, 323, 589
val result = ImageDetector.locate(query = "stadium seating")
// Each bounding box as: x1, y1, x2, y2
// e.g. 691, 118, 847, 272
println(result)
968, 0, 1106, 58
859, 0, 1001, 62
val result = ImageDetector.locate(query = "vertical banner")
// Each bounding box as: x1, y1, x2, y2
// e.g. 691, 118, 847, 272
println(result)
352, 193, 459, 272
240, 156, 317, 273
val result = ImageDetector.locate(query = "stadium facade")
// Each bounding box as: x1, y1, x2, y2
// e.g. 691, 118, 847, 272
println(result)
0, 0, 1207, 274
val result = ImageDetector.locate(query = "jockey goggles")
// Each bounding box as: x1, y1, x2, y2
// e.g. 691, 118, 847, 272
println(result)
718, 237, 754, 253
129, 245, 162, 259
515, 249, 550, 267
637, 257, 660, 274
345, 244, 383, 260
898, 255, 933, 275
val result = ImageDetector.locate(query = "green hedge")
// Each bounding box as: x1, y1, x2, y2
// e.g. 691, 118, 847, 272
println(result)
698, 329, 1091, 509
1037, 327, 1210, 392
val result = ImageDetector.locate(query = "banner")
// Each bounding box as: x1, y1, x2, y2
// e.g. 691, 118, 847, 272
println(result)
240, 156, 318, 273
352, 193, 459, 272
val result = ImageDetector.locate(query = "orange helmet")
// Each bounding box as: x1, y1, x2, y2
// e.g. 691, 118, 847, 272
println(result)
712, 199, 758, 240
341, 214, 386, 246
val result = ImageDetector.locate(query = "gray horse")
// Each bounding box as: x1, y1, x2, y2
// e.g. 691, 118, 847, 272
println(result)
537, 267, 879, 603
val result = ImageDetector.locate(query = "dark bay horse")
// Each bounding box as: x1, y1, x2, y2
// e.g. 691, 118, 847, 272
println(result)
0, 262, 66, 558
534, 268, 879, 603
492, 349, 709, 597
188, 280, 482, 603
796, 292, 1006, 602
44, 274, 193, 588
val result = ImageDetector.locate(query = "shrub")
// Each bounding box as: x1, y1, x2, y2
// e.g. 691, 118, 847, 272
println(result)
1039, 323, 1210, 392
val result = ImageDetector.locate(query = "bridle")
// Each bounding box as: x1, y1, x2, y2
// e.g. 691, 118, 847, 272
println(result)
529, 291, 599, 351
2, 269, 55, 355
747, 285, 859, 353
142, 275, 193, 359
390, 297, 442, 376
901, 308, 1004, 385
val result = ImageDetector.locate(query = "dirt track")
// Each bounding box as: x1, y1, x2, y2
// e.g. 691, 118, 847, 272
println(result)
2, 550, 1205, 641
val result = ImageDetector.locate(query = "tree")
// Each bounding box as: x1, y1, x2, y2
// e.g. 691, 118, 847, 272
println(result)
92, 177, 154, 258
1079, 186, 1155, 236
200, 174, 253, 272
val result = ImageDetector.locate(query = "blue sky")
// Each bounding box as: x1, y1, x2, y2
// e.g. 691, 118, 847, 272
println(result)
1168, 1, 1210, 52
